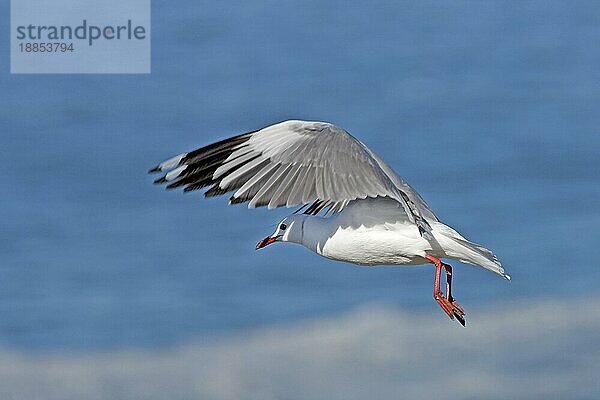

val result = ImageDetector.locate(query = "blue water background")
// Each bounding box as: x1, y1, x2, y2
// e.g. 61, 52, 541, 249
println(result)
1, 1, 599, 350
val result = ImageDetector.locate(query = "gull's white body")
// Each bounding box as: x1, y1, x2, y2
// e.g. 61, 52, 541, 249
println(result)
278, 197, 508, 279
304, 215, 431, 266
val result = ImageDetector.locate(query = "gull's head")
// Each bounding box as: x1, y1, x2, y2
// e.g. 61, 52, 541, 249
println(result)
256, 215, 305, 249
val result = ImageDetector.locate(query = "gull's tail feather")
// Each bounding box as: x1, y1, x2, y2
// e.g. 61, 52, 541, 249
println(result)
431, 222, 510, 280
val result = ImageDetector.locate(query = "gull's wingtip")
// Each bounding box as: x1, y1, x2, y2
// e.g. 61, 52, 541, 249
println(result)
148, 153, 187, 175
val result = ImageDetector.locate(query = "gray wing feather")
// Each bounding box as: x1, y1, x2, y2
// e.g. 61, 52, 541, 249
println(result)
150, 120, 438, 231
286, 165, 309, 207
269, 163, 301, 209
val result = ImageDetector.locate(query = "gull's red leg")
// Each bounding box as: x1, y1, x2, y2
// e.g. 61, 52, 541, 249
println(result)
425, 254, 466, 326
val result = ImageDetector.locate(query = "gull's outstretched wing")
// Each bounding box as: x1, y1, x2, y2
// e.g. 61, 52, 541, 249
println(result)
149, 120, 437, 233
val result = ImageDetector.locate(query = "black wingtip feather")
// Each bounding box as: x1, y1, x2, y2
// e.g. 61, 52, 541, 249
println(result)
183, 185, 202, 193
204, 184, 229, 198
153, 176, 167, 184
148, 166, 161, 174
229, 195, 247, 205
180, 131, 255, 166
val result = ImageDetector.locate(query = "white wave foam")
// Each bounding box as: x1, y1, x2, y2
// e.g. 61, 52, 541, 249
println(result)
1, 298, 599, 399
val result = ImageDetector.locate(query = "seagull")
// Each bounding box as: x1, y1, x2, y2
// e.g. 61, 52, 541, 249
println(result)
150, 120, 509, 326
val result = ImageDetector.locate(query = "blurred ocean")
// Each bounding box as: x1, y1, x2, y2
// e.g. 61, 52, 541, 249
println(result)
2, 299, 599, 400
1, 2, 599, 396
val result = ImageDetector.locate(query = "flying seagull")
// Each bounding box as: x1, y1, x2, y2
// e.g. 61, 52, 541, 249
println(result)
149, 120, 509, 326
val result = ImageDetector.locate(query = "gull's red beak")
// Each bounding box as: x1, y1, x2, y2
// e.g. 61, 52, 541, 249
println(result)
256, 236, 278, 250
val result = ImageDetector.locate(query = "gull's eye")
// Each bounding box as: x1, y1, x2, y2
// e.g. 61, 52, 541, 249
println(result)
279, 223, 287, 230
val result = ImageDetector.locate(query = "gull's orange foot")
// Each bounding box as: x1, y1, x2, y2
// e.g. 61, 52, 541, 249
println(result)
426, 254, 466, 326
435, 292, 466, 326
